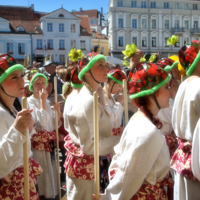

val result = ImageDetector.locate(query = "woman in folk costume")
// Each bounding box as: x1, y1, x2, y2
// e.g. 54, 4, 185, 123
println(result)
27, 73, 61, 199
64, 52, 120, 200
171, 40, 200, 200
104, 69, 127, 136
156, 58, 179, 159
95, 62, 173, 200
0, 54, 42, 199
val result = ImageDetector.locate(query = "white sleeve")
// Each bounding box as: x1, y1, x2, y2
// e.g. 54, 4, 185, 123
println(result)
0, 124, 26, 178
28, 101, 51, 128
104, 96, 124, 126
101, 130, 166, 200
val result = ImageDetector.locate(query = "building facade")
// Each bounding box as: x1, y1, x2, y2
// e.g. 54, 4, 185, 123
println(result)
108, 0, 200, 59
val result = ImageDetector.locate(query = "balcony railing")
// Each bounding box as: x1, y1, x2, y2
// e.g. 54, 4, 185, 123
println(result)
190, 28, 200, 33
171, 27, 185, 33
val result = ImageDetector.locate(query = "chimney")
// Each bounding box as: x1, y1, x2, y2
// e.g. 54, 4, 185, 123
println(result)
31, 4, 34, 11
80, 7, 82, 12
101, 7, 103, 14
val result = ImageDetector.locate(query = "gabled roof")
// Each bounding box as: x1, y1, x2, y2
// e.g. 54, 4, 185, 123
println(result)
0, 5, 44, 34
79, 16, 92, 36
92, 30, 108, 40
72, 9, 99, 18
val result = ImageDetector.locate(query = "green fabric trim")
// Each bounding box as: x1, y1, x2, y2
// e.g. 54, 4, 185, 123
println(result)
129, 74, 171, 99
107, 74, 123, 85
164, 61, 179, 72
0, 64, 25, 85
29, 73, 48, 92
78, 55, 106, 81
71, 82, 83, 88
186, 51, 200, 76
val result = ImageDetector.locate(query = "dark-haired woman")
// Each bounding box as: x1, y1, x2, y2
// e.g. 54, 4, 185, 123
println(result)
0, 54, 42, 199
96, 62, 173, 200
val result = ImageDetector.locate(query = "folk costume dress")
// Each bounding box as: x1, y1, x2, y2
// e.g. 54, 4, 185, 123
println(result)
0, 54, 42, 200
64, 53, 120, 200
170, 40, 200, 200
27, 95, 59, 199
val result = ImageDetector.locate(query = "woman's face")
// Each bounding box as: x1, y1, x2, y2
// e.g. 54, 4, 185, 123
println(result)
46, 81, 53, 95
32, 77, 47, 93
90, 59, 109, 83
1, 69, 25, 98
172, 64, 180, 80
109, 81, 122, 94
156, 82, 170, 109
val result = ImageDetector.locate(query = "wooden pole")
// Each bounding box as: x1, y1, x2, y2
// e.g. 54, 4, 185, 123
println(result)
181, 74, 184, 83
104, 82, 109, 107
54, 76, 61, 200
123, 79, 128, 126
22, 97, 29, 200
93, 92, 100, 200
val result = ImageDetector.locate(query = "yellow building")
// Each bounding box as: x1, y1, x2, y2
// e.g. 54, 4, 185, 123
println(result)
92, 31, 109, 56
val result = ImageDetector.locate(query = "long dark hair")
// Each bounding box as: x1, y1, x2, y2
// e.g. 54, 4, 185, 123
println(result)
133, 95, 162, 129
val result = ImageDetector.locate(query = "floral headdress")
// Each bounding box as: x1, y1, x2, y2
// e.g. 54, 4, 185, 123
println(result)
167, 35, 179, 46
68, 49, 85, 62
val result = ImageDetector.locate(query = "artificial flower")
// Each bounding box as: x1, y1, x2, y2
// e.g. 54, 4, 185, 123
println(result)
167, 35, 179, 46
122, 59, 130, 67
69, 49, 85, 62
122, 44, 137, 59
140, 55, 146, 62
149, 54, 157, 63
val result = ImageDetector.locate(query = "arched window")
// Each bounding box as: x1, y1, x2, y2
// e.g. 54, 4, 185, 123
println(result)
17, 27, 24, 31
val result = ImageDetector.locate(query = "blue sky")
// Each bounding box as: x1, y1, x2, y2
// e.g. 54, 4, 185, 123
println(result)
0, 0, 109, 13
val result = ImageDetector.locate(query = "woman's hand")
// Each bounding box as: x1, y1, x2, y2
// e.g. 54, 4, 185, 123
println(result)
117, 95, 124, 106
13, 109, 33, 134
39, 88, 48, 101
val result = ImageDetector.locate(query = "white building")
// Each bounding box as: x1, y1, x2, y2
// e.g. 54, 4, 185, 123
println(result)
108, 0, 200, 58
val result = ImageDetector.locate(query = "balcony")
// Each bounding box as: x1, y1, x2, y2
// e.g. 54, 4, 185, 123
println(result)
190, 28, 200, 35
171, 27, 185, 34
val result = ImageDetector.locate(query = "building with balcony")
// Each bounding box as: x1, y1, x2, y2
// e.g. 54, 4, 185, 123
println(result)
108, 0, 200, 59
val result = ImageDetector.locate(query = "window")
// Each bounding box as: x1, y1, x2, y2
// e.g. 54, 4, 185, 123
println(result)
118, 37, 123, 46
71, 40, 76, 49
59, 55, 65, 63
142, 37, 147, 47
141, 1, 147, 8
142, 19, 147, 29
185, 3, 189, 10
175, 38, 180, 47
18, 43, 25, 54
152, 19, 156, 29
151, 2, 156, 8
175, 20, 179, 28
80, 40, 86, 50
194, 21, 198, 29
132, 19, 137, 28
165, 38, 169, 47
164, 20, 169, 29
132, 37, 137, 46
131, 1, 137, 8
184, 38, 189, 45
117, 0, 123, 7
47, 39, 53, 49
70, 24, 76, 33
37, 39, 43, 49
59, 14, 64, 17
175, 3, 179, 9
17, 27, 24, 32
7, 42, 13, 54
164, 2, 169, 9
59, 39, 65, 49
193, 4, 197, 10
184, 20, 189, 30
47, 23, 53, 32
101, 46, 105, 54
118, 18, 123, 28
59, 23, 64, 32
152, 37, 156, 47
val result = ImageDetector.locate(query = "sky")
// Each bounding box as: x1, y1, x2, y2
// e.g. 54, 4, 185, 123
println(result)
0, 0, 109, 13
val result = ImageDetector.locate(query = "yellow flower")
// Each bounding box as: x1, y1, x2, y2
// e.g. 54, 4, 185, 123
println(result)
122, 44, 137, 59
140, 55, 146, 62
122, 59, 130, 67
68, 49, 85, 62
149, 54, 156, 63
167, 35, 179, 46
169, 55, 186, 76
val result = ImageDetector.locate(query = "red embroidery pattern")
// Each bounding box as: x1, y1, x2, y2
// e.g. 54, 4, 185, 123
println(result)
0, 158, 43, 200
112, 127, 124, 136
165, 134, 177, 159
170, 138, 200, 182
110, 168, 173, 200
64, 135, 95, 180
31, 130, 56, 152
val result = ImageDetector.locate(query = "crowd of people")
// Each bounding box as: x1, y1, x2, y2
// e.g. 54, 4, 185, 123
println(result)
0, 39, 200, 200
